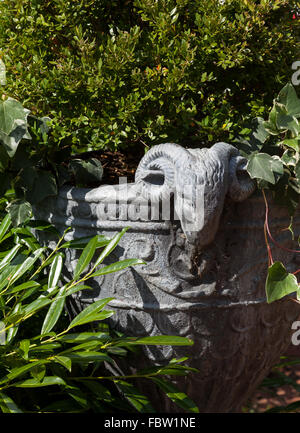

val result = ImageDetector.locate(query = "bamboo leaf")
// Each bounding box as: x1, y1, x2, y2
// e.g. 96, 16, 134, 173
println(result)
151, 377, 199, 413
74, 236, 98, 278
90, 258, 145, 277
114, 380, 155, 413
61, 235, 110, 250
0, 213, 11, 243
41, 285, 67, 334
0, 392, 23, 413
93, 227, 129, 268
9, 247, 45, 285
14, 376, 66, 388
0, 360, 47, 385
68, 298, 114, 329
48, 253, 64, 290
114, 335, 194, 347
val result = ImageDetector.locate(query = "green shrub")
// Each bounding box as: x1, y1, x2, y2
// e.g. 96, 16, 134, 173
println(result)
0, 0, 298, 153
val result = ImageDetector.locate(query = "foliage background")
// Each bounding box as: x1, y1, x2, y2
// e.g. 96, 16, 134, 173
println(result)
0, 0, 299, 154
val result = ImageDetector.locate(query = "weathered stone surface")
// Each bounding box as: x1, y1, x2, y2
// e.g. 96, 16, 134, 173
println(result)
33, 142, 300, 412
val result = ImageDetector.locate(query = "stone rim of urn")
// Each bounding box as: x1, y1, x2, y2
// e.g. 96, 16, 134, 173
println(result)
33, 142, 300, 413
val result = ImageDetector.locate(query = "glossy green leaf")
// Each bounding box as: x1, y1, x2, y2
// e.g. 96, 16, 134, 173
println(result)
19, 339, 30, 360
91, 258, 145, 277
0, 360, 47, 385
30, 170, 57, 204
30, 364, 46, 382
61, 235, 110, 250
41, 285, 66, 334
74, 236, 98, 278
276, 83, 300, 118
69, 158, 103, 185
23, 297, 51, 318
266, 261, 299, 303
48, 253, 63, 290
282, 138, 300, 152
0, 392, 23, 413
6, 281, 40, 296
64, 351, 113, 363
9, 247, 45, 285
151, 377, 199, 413
58, 332, 111, 344
53, 356, 72, 372
0, 244, 22, 272
6, 200, 32, 227
6, 303, 22, 343
93, 227, 129, 268
14, 376, 66, 388
114, 380, 155, 413
247, 153, 277, 184
68, 310, 114, 328
68, 297, 114, 329
0, 213, 11, 243
114, 335, 194, 346
0, 97, 30, 136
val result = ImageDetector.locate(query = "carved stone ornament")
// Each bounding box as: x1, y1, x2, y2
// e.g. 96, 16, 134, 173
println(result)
33, 142, 300, 413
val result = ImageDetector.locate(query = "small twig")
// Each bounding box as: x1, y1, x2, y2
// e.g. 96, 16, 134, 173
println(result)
262, 190, 300, 254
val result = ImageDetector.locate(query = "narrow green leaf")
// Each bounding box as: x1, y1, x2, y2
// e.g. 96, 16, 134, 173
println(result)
0, 360, 47, 385
30, 364, 46, 382
58, 332, 110, 344
64, 352, 113, 363
14, 376, 66, 388
6, 200, 32, 227
48, 253, 63, 290
74, 236, 98, 278
6, 281, 40, 296
93, 228, 129, 268
19, 339, 30, 360
23, 297, 51, 317
53, 356, 72, 372
0, 392, 23, 413
91, 258, 145, 277
9, 247, 45, 285
6, 303, 22, 343
114, 335, 194, 347
0, 243, 22, 272
0, 213, 11, 243
41, 285, 66, 334
61, 235, 110, 250
68, 310, 114, 328
114, 380, 155, 413
152, 377, 199, 413
68, 298, 114, 329
266, 262, 299, 303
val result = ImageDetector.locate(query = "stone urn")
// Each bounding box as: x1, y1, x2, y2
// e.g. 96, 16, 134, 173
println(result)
34, 142, 300, 413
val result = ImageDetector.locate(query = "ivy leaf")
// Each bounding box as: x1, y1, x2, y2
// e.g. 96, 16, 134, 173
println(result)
282, 138, 300, 152
247, 153, 278, 184
68, 158, 103, 186
276, 110, 299, 137
0, 120, 31, 157
30, 170, 57, 204
265, 261, 299, 303
6, 199, 32, 227
0, 98, 31, 156
276, 83, 300, 118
